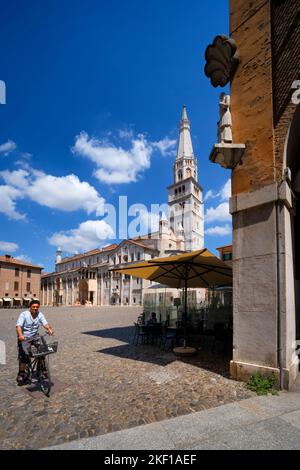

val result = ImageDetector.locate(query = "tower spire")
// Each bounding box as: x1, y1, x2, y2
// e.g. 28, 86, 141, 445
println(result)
177, 105, 194, 160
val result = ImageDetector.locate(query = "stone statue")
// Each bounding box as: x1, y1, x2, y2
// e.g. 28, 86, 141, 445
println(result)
218, 93, 232, 144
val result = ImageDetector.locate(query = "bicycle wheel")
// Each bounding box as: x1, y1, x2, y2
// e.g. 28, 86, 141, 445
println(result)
37, 356, 51, 396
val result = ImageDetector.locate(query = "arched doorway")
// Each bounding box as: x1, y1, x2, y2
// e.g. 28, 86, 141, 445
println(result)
286, 104, 300, 340
79, 280, 88, 305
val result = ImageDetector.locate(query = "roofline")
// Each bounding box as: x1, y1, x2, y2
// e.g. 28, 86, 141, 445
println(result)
0, 258, 43, 270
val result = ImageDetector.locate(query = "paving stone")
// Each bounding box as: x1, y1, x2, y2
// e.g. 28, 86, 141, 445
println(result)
0, 306, 253, 449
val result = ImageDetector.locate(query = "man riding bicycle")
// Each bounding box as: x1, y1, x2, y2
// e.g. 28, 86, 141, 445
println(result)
16, 300, 54, 385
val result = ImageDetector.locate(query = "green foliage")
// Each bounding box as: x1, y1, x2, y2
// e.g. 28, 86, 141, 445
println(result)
247, 373, 279, 396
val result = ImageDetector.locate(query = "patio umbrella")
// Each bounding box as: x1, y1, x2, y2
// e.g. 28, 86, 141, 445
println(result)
111, 248, 232, 348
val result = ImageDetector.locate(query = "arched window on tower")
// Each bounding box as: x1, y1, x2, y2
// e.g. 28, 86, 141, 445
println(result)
178, 171, 182, 181
186, 168, 191, 178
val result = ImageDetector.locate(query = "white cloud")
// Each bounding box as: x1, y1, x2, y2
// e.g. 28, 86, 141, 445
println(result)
204, 189, 218, 202
205, 224, 231, 236
220, 179, 231, 201
73, 131, 177, 184
0, 241, 19, 252
204, 179, 231, 202
15, 253, 32, 263
73, 131, 152, 184
27, 171, 105, 215
0, 140, 17, 156
49, 220, 115, 253
0, 169, 105, 216
152, 137, 177, 157
0, 185, 26, 220
0, 169, 29, 188
205, 202, 231, 224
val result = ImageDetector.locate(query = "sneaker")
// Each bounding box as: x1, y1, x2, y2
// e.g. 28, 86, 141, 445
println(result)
16, 374, 25, 385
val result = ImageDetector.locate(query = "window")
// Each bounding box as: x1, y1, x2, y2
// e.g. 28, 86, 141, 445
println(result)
131, 253, 134, 262
14, 281, 19, 291
137, 252, 140, 261
15, 268, 19, 277
27, 269, 31, 278
223, 253, 232, 261
26, 282, 31, 292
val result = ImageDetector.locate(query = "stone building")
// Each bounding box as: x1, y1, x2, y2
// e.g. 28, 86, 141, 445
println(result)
41, 106, 205, 307
0, 254, 42, 307
206, 0, 300, 388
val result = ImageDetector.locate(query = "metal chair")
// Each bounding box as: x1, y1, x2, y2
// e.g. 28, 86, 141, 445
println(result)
132, 322, 149, 345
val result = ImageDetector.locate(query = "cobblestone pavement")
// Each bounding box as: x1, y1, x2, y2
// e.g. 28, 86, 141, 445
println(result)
0, 307, 254, 449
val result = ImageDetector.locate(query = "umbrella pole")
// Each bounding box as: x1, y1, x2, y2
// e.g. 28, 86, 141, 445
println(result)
184, 266, 188, 348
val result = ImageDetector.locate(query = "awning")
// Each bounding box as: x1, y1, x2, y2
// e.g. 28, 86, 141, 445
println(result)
13, 297, 22, 301
3, 297, 12, 302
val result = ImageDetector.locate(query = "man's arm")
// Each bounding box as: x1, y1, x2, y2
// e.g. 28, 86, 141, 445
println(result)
44, 323, 55, 336
39, 312, 54, 335
16, 325, 25, 341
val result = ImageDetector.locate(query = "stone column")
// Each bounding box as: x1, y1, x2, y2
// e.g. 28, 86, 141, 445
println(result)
120, 274, 123, 306
129, 276, 132, 306
66, 279, 69, 306
229, 183, 298, 389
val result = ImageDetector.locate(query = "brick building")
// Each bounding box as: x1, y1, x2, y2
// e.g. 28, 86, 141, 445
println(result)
0, 255, 42, 307
225, 0, 300, 389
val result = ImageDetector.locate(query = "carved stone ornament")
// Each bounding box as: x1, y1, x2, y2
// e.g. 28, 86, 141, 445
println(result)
204, 35, 239, 88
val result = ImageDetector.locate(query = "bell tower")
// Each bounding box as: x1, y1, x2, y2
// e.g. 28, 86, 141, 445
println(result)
167, 106, 204, 251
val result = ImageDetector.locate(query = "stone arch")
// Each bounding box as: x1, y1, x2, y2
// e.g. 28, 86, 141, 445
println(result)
79, 279, 88, 305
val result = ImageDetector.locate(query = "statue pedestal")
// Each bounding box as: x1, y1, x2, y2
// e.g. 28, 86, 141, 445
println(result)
209, 143, 245, 169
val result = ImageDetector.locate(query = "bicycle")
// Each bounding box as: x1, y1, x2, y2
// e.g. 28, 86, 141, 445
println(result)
22, 333, 58, 397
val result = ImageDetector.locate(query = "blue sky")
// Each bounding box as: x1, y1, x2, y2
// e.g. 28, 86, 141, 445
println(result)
0, 0, 231, 272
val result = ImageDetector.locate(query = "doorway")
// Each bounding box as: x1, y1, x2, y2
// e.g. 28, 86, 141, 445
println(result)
286, 104, 300, 339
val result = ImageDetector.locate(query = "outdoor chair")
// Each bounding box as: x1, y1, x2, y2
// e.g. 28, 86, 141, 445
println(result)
162, 325, 184, 351
150, 322, 163, 345
132, 322, 149, 345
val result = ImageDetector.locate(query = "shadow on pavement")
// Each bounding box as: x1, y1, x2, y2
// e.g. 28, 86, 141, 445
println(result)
82, 326, 231, 377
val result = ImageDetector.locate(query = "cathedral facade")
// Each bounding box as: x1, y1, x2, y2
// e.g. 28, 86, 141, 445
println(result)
41, 107, 204, 307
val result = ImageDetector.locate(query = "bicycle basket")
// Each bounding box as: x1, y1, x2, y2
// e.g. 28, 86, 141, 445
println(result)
30, 340, 58, 357
47, 341, 58, 354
